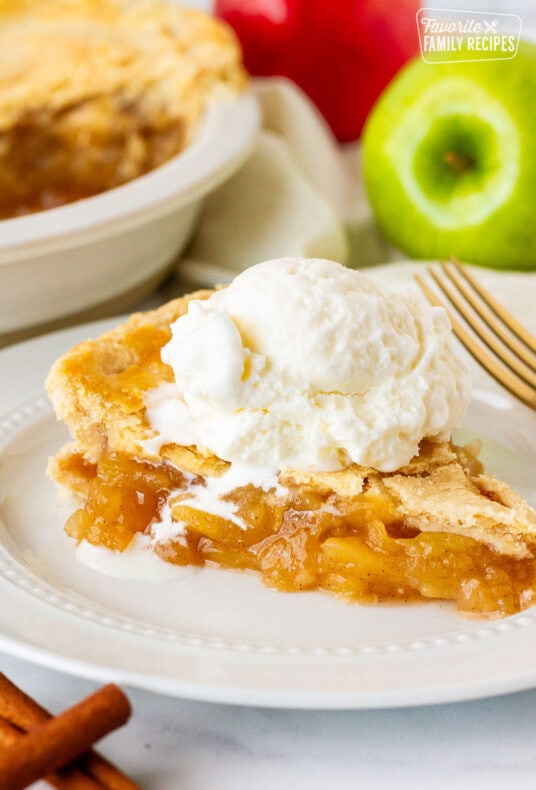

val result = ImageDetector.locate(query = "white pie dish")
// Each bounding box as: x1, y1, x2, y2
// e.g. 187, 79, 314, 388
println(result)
0, 91, 259, 344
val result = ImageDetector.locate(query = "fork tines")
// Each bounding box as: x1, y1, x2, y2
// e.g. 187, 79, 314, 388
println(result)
415, 260, 536, 410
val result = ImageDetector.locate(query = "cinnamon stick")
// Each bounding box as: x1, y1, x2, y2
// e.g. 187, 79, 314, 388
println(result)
0, 684, 131, 790
0, 716, 101, 790
0, 674, 141, 790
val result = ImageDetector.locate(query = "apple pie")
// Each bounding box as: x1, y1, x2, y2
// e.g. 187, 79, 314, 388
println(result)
0, 0, 245, 218
47, 288, 536, 619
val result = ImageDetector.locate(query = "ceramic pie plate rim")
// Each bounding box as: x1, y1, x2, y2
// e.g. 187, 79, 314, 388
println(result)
0, 262, 535, 709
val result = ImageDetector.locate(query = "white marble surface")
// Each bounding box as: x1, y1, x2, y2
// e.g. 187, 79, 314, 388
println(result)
1, 653, 535, 790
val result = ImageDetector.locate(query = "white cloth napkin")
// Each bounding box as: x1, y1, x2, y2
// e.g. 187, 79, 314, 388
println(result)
178, 78, 393, 286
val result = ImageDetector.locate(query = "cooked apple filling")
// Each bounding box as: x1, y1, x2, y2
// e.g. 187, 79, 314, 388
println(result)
0, 100, 186, 218
57, 447, 536, 619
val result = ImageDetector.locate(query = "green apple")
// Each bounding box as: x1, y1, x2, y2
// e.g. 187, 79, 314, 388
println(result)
362, 42, 536, 270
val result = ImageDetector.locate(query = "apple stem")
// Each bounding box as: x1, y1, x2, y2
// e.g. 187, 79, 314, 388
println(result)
443, 150, 474, 174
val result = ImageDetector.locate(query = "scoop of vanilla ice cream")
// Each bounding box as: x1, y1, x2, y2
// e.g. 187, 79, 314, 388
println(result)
146, 257, 471, 472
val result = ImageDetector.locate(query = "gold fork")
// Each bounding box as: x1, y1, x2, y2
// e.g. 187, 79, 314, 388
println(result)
415, 260, 536, 410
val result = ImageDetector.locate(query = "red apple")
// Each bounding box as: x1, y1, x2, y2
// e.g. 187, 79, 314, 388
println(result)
215, 0, 420, 142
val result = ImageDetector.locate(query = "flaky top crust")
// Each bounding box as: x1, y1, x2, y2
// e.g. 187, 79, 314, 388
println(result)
0, 0, 246, 134
46, 290, 221, 473
47, 292, 536, 559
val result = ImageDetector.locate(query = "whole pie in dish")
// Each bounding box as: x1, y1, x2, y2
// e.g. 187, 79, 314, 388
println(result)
46, 258, 536, 619
0, 0, 245, 219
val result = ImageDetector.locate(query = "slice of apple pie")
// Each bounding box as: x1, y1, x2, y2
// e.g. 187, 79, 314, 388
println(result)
46, 258, 536, 618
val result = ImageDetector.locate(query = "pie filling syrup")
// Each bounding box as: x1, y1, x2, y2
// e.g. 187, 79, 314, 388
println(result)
63, 451, 536, 618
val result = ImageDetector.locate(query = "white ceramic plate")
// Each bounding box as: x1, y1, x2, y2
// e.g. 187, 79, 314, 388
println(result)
0, 264, 535, 709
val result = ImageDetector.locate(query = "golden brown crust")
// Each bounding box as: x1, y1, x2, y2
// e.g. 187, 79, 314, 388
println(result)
384, 466, 536, 559
0, 0, 246, 133
47, 292, 536, 560
48, 443, 96, 499
46, 289, 214, 465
